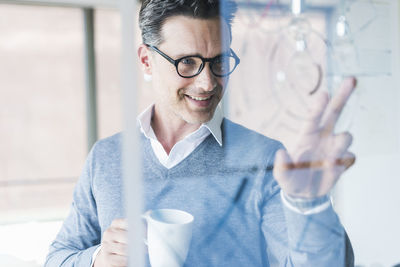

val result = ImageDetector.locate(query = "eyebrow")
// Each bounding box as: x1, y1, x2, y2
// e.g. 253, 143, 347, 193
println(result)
173, 50, 231, 59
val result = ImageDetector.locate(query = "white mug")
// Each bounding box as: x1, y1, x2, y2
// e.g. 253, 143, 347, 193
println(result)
142, 209, 194, 267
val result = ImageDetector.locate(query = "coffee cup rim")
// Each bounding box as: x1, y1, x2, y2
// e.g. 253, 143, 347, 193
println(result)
145, 209, 194, 225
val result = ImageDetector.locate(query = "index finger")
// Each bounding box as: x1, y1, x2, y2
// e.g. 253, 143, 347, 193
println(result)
320, 77, 357, 134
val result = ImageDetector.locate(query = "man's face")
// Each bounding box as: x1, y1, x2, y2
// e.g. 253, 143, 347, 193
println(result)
148, 16, 231, 125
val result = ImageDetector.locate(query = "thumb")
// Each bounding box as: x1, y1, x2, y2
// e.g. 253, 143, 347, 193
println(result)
273, 149, 292, 183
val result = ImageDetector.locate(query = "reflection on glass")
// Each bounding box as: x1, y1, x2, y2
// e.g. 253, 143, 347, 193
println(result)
333, 14, 359, 76
270, 11, 324, 104
269, 14, 326, 126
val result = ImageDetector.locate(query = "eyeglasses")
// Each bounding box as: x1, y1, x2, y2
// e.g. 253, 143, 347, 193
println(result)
146, 44, 240, 78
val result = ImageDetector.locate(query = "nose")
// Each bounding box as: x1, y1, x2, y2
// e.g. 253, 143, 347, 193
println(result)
194, 63, 217, 92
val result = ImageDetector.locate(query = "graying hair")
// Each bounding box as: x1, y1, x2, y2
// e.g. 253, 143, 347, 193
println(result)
139, 0, 237, 46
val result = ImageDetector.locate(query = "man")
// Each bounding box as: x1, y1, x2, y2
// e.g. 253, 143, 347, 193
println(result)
45, 0, 356, 266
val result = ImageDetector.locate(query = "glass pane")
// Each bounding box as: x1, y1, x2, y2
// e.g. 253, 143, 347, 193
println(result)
0, 4, 86, 266
32, 1, 400, 267
0, 4, 86, 222
95, 9, 123, 139
226, 1, 400, 267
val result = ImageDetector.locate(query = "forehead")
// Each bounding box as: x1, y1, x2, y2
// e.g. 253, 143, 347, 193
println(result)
159, 16, 231, 57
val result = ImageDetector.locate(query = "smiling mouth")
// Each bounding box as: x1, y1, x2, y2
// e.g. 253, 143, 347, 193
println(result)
184, 94, 215, 108
186, 95, 212, 101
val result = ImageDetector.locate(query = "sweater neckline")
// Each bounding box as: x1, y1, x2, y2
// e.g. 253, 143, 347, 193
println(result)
142, 133, 218, 173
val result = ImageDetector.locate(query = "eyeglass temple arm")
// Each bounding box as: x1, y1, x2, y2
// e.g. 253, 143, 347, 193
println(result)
145, 44, 177, 65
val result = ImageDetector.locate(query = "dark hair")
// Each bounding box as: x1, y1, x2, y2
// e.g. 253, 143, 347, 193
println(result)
139, 0, 237, 46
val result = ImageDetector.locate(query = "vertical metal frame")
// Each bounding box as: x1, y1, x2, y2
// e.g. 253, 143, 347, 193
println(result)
119, 1, 144, 267
83, 8, 98, 151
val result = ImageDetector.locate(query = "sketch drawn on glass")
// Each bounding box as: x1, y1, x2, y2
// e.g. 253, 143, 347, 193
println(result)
228, 0, 392, 151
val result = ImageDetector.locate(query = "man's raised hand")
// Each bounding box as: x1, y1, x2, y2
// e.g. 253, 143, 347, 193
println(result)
273, 77, 357, 199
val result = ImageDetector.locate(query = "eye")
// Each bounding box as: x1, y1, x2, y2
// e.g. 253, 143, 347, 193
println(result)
214, 56, 224, 64
180, 57, 196, 65
213, 56, 229, 70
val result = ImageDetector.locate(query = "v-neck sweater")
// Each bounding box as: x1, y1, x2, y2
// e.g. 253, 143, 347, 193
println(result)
45, 119, 345, 267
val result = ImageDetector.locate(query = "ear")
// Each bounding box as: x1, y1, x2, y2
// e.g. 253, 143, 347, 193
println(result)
138, 44, 152, 75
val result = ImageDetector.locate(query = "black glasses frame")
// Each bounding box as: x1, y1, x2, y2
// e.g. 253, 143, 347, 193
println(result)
145, 44, 240, 78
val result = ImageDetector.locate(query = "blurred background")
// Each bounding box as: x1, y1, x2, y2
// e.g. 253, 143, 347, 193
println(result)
0, 0, 399, 266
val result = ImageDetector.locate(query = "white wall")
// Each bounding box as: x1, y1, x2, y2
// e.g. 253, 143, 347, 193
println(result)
335, 1, 400, 266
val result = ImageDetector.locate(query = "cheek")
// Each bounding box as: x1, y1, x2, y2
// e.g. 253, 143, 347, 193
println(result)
168, 78, 192, 98
153, 74, 192, 101
217, 77, 228, 94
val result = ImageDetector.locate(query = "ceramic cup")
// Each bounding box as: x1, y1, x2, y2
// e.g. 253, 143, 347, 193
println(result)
142, 209, 194, 267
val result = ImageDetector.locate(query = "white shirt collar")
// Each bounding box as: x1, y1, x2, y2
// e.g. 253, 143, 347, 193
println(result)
137, 104, 223, 146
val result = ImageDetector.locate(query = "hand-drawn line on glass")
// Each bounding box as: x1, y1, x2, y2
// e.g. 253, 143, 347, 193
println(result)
331, 0, 392, 77
193, 177, 259, 266
200, 178, 248, 245
186, 162, 346, 266
231, 0, 387, 137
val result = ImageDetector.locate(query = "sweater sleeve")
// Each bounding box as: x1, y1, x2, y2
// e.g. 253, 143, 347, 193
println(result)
44, 144, 102, 266
260, 179, 346, 267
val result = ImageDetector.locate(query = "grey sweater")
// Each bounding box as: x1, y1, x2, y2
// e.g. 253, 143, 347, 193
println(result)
45, 119, 345, 266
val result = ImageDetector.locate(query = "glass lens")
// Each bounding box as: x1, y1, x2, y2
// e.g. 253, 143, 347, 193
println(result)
212, 55, 236, 76
177, 56, 203, 77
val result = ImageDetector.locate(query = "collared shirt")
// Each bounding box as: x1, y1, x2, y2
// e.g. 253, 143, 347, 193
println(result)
137, 104, 223, 169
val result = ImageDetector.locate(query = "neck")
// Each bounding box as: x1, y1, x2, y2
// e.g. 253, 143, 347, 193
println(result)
151, 106, 201, 155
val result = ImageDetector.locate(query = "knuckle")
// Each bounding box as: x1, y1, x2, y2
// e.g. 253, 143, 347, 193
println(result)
111, 218, 121, 226
101, 242, 112, 252
102, 231, 110, 240
103, 228, 113, 239
343, 132, 353, 142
